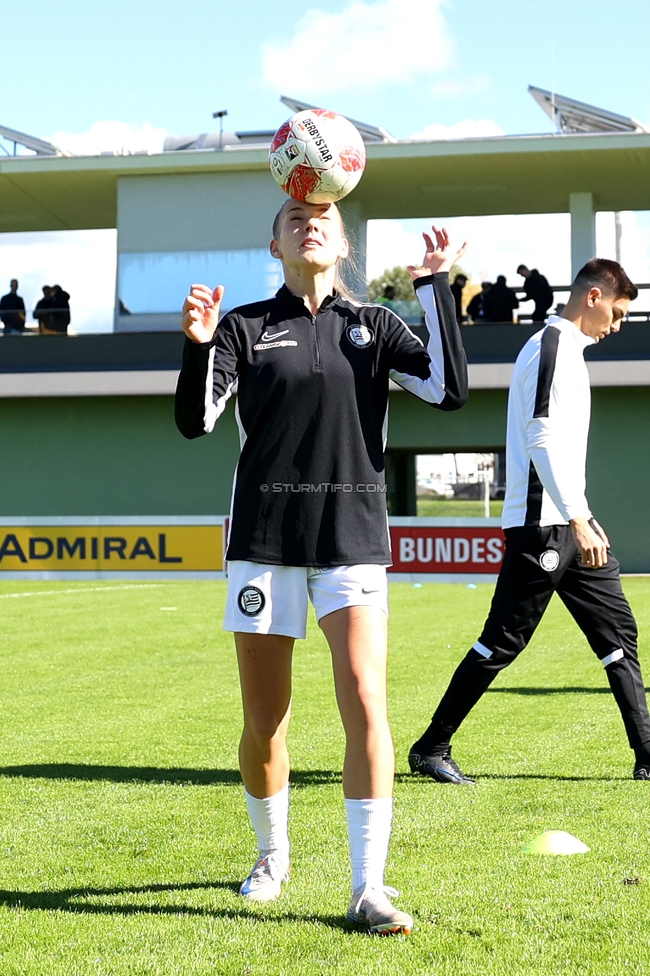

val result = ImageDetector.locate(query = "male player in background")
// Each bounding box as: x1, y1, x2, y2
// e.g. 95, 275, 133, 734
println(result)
409, 258, 650, 784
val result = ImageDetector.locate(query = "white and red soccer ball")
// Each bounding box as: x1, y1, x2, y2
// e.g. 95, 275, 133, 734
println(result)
269, 109, 366, 204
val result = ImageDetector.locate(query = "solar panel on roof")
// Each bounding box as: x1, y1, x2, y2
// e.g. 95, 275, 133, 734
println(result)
528, 85, 650, 135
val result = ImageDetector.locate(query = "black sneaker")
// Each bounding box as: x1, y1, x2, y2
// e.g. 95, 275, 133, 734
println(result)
633, 763, 650, 781
408, 748, 475, 785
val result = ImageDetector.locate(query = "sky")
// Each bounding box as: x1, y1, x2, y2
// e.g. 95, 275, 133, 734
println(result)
2, 0, 650, 329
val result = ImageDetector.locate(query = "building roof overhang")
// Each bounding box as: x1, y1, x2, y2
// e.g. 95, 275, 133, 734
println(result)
1, 130, 650, 233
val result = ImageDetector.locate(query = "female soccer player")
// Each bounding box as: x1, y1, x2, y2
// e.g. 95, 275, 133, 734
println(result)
175, 198, 468, 934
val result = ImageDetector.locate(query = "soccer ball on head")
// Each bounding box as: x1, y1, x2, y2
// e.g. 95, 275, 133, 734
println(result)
269, 109, 366, 204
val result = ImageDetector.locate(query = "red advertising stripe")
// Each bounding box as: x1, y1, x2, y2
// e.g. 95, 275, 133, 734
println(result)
389, 526, 504, 574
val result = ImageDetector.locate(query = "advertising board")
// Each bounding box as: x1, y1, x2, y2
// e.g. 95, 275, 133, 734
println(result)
0, 517, 503, 581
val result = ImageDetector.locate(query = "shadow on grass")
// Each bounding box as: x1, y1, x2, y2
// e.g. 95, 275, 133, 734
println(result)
0, 880, 349, 928
466, 772, 630, 782
486, 686, 650, 696
393, 771, 629, 783
395, 769, 632, 792
0, 764, 342, 787
0, 762, 632, 786
487, 686, 606, 695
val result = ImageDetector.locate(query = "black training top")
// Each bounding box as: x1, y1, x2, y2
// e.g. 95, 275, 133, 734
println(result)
175, 272, 468, 567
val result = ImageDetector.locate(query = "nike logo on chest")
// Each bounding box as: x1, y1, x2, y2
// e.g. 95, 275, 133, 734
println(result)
261, 329, 289, 342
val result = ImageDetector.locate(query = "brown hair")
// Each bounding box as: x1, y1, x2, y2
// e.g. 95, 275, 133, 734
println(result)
271, 200, 361, 302
573, 258, 638, 301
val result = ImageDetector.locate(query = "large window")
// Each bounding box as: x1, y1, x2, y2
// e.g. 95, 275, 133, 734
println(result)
416, 453, 505, 518
117, 249, 284, 317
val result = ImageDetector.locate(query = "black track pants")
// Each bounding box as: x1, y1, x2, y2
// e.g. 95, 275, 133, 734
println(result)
423, 525, 650, 751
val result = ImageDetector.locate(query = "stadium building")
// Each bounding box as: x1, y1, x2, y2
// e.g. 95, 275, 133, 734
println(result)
1, 91, 650, 574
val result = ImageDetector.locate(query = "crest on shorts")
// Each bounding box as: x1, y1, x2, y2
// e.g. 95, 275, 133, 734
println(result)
539, 549, 560, 572
237, 585, 266, 616
347, 324, 374, 348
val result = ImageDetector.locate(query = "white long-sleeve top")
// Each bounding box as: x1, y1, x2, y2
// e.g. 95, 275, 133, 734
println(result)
501, 315, 595, 529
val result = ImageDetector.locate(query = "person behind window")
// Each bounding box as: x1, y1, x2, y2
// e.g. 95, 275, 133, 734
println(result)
0, 279, 26, 335
50, 285, 71, 334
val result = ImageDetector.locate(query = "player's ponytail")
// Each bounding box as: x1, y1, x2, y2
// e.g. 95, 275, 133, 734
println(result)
333, 207, 364, 304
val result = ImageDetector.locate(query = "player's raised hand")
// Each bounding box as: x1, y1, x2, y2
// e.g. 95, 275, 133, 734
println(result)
407, 226, 468, 280
181, 284, 224, 344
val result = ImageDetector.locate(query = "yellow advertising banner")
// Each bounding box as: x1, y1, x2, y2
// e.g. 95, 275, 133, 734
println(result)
0, 525, 223, 572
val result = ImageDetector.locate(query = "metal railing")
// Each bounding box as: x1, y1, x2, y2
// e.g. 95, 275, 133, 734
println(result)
456, 282, 650, 326
3, 282, 650, 336
370, 284, 650, 328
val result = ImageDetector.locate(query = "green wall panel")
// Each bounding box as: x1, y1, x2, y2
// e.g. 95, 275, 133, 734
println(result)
0, 391, 509, 521
0, 387, 648, 572
588, 388, 650, 573
0, 396, 240, 517
386, 389, 508, 451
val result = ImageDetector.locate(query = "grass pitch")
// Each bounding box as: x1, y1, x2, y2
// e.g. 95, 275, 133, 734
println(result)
416, 498, 504, 518
0, 578, 649, 975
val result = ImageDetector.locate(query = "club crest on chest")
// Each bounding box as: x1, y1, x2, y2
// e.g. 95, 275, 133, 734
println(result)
346, 324, 374, 348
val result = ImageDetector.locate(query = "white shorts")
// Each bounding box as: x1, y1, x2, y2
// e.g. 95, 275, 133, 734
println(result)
224, 561, 389, 639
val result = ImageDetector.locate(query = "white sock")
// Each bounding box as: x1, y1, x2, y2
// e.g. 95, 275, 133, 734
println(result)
345, 797, 393, 894
244, 785, 290, 862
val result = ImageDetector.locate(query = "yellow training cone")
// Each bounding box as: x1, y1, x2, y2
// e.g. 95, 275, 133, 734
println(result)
522, 830, 590, 855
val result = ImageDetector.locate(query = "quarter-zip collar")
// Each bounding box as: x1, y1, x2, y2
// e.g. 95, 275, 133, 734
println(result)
276, 284, 340, 316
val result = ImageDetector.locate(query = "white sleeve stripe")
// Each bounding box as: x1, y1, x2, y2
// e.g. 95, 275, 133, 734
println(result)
203, 346, 235, 433
417, 282, 445, 396
234, 397, 248, 450
203, 346, 217, 432
387, 283, 446, 404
